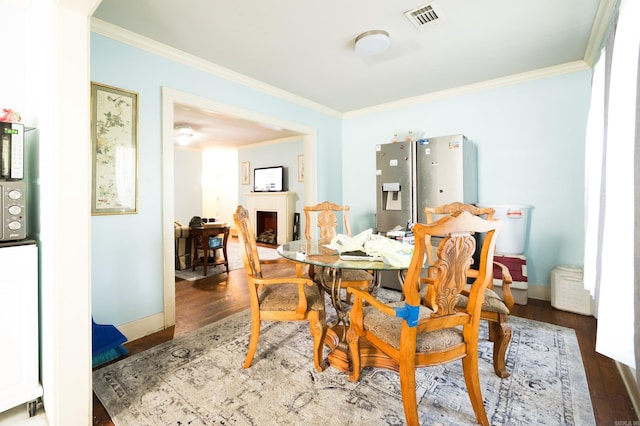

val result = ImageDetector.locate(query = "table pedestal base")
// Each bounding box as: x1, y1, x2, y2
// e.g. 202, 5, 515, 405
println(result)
324, 326, 399, 375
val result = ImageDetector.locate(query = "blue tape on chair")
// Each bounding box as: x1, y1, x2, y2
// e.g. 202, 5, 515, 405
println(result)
394, 303, 420, 327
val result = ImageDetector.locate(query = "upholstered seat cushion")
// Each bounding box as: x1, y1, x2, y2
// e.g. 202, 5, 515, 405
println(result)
456, 285, 510, 314
257, 283, 325, 311
362, 302, 463, 351
316, 268, 373, 287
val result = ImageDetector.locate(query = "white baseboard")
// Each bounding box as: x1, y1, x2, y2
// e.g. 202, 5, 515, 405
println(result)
618, 362, 640, 417
117, 312, 168, 342
526, 283, 551, 301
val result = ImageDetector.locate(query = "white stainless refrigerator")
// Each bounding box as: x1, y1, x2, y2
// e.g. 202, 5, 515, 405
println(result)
375, 134, 478, 233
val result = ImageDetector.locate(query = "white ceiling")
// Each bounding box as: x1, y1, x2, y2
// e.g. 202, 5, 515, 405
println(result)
92, 0, 612, 149
173, 103, 302, 151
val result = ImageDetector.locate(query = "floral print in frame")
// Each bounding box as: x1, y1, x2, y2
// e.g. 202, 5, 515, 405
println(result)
91, 82, 138, 215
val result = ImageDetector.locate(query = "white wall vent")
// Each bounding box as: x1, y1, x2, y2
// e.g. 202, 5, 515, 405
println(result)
404, 3, 441, 31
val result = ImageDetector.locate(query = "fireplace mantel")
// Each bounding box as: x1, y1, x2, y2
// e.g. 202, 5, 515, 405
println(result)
245, 192, 295, 245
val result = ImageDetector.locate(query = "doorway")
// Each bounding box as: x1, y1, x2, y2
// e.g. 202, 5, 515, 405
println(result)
161, 87, 318, 328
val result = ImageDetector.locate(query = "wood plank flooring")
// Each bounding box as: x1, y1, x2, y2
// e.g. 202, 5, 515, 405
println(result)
93, 249, 638, 425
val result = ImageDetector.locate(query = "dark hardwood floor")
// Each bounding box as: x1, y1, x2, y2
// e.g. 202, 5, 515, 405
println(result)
93, 246, 638, 425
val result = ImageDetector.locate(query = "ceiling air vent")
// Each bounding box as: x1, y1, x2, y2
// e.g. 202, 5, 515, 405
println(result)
404, 3, 441, 31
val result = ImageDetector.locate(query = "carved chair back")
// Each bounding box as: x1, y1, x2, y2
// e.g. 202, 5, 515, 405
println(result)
304, 201, 352, 241
408, 211, 499, 319
233, 205, 263, 278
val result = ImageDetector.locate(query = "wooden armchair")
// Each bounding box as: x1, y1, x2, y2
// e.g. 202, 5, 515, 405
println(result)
304, 201, 373, 300
425, 202, 514, 378
346, 211, 500, 425
233, 205, 327, 372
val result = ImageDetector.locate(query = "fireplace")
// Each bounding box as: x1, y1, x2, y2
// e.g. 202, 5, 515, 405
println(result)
256, 211, 278, 245
245, 192, 295, 245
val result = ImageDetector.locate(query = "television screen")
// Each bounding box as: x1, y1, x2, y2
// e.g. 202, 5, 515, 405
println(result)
253, 166, 285, 192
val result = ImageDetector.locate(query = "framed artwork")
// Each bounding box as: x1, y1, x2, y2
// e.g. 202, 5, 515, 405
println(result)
298, 154, 304, 182
91, 82, 139, 215
241, 161, 250, 185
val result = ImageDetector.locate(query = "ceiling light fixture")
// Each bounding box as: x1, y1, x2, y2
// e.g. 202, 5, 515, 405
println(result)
354, 30, 390, 56
174, 124, 194, 146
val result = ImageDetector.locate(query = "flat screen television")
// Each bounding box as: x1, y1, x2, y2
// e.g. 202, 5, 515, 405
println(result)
253, 166, 286, 192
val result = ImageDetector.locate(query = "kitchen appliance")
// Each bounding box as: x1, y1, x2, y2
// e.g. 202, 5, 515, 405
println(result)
376, 134, 477, 291
0, 181, 26, 241
0, 122, 27, 242
375, 134, 477, 233
1, 122, 24, 180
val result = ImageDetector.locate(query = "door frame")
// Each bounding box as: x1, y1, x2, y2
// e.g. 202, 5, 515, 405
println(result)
161, 87, 318, 326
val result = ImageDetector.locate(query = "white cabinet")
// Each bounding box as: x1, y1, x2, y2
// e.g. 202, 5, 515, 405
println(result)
0, 241, 42, 416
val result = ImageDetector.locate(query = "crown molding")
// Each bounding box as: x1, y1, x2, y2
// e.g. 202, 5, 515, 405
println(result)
583, 0, 619, 66
344, 61, 591, 118
90, 18, 342, 118
91, 17, 594, 120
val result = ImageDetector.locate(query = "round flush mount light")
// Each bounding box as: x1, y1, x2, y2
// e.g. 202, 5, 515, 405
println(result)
354, 30, 390, 56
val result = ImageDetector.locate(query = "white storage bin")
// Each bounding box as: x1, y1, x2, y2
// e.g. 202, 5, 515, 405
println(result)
481, 204, 532, 255
551, 265, 594, 316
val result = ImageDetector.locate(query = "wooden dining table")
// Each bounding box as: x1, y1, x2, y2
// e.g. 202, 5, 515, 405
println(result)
278, 238, 408, 374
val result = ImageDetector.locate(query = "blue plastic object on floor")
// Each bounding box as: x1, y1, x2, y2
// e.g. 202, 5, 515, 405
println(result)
92, 318, 128, 368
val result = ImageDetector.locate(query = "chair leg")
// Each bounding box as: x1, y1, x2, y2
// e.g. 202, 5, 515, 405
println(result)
399, 358, 419, 425
243, 318, 261, 369
461, 353, 490, 426
309, 317, 328, 372
488, 315, 512, 378
346, 327, 361, 382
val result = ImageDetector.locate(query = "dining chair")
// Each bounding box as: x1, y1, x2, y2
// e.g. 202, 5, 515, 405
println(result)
304, 201, 374, 301
346, 210, 500, 426
233, 205, 327, 372
424, 202, 514, 378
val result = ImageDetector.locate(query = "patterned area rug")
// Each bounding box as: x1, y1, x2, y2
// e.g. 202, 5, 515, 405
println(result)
175, 242, 279, 281
93, 290, 595, 425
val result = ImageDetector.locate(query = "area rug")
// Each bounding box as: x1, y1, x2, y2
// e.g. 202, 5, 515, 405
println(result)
93, 292, 596, 425
175, 242, 279, 281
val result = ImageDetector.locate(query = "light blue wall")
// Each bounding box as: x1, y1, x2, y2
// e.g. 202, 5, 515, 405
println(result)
91, 34, 342, 326
238, 138, 305, 213
343, 70, 592, 285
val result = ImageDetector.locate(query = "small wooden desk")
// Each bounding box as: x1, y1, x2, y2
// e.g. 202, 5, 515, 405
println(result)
190, 223, 230, 276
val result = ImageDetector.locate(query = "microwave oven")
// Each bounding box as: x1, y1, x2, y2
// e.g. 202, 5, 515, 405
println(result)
0, 122, 24, 180
0, 180, 26, 241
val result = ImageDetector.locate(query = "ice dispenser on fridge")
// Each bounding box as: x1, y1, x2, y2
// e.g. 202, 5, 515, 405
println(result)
381, 182, 402, 210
